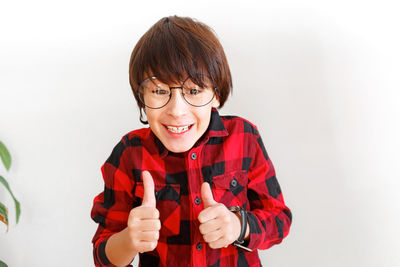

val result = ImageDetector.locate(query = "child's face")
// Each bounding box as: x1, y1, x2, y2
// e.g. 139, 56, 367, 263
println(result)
145, 78, 220, 153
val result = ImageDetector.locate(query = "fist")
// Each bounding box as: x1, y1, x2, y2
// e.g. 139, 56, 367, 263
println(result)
198, 182, 241, 249
127, 171, 161, 253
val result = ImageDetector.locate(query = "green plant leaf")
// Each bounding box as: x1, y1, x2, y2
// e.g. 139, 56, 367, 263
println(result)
0, 259, 8, 267
0, 202, 8, 229
0, 141, 11, 171
0, 176, 20, 223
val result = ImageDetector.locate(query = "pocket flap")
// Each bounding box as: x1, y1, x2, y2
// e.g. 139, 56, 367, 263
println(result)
212, 170, 247, 189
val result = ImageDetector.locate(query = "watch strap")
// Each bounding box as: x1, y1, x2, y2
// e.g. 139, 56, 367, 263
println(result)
228, 206, 252, 252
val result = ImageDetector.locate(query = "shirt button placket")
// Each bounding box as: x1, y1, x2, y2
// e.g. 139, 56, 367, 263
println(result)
188, 149, 205, 267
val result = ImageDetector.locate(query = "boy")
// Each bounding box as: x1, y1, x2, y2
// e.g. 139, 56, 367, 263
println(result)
91, 16, 292, 267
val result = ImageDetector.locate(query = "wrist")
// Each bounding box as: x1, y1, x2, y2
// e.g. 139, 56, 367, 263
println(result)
228, 206, 248, 246
231, 211, 242, 240
106, 228, 138, 266
231, 211, 242, 241
227, 206, 250, 251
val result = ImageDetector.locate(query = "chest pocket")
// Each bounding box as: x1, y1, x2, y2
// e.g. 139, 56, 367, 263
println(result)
211, 170, 248, 208
134, 183, 181, 239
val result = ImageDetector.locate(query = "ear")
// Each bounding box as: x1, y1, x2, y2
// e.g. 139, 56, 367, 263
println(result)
211, 92, 220, 108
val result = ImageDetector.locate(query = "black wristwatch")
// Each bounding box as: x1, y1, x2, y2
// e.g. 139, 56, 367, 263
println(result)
228, 206, 252, 252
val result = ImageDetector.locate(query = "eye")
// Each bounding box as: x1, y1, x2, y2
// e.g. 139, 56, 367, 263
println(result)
151, 89, 169, 95
186, 88, 201, 95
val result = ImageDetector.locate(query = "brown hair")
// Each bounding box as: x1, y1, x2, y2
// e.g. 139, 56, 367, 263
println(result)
129, 16, 232, 124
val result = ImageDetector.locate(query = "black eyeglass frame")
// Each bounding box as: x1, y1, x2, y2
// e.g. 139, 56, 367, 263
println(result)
138, 76, 218, 109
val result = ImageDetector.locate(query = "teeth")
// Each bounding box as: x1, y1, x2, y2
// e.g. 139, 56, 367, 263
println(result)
166, 125, 190, 133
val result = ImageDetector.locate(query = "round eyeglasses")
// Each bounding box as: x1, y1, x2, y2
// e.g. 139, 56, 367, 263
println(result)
138, 76, 217, 109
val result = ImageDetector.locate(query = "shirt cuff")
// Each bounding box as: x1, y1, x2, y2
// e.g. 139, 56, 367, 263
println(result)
94, 239, 120, 267
99, 241, 112, 265
245, 211, 263, 250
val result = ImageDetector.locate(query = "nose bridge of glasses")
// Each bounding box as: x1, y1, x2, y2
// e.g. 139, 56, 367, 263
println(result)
169, 86, 184, 93
168, 87, 187, 104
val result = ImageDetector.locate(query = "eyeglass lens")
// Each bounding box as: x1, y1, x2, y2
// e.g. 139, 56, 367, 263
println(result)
139, 78, 215, 109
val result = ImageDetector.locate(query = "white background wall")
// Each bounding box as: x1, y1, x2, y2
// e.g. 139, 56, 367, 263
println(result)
1, 0, 399, 266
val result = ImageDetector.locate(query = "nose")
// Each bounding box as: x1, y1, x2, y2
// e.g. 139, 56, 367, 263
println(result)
165, 88, 188, 118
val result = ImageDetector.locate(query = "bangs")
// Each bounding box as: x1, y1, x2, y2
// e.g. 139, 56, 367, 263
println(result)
136, 18, 217, 88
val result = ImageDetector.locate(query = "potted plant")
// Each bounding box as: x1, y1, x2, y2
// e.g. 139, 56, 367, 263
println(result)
0, 141, 21, 266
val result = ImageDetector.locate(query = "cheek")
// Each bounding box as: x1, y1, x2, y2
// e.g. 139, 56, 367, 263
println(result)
196, 109, 212, 131
145, 109, 160, 128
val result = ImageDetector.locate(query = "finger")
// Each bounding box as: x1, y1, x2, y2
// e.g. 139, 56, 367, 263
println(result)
209, 237, 229, 249
129, 218, 161, 231
203, 229, 223, 244
130, 206, 159, 220
199, 219, 221, 234
137, 230, 159, 242
201, 182, 217, 208
198, 206, 219, 223
140, 219, 161, 231
142, 171, 156, 207
136, 241, 158, 252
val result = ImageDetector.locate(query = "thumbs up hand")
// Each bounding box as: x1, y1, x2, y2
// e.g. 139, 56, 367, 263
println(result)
198, 182, 242, 249
127, 171, 161, 253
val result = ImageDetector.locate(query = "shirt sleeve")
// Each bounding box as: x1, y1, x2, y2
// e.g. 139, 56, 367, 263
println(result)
91, 137, 136, 267
245, 125, 292, 251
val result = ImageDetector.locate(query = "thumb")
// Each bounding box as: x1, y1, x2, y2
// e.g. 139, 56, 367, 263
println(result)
201, 182, 217, 208
141, 171, 156, 207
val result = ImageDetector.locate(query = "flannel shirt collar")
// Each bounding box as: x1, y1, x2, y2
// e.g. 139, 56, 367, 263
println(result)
147, 108, 228, 159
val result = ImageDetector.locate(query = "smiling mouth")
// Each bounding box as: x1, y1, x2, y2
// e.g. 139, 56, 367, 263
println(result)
165, 124, 193, 134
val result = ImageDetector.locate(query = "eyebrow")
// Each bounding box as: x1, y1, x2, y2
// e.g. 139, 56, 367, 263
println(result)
141, 75, 212, 88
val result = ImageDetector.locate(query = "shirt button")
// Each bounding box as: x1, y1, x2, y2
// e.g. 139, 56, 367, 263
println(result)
191, 153, 197, 160
195, 197, 201, 205
231, 179, 238, 187
196, 242, 203, 251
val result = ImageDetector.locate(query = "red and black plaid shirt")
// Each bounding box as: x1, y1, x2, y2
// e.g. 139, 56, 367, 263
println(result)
91, 108, 292, 267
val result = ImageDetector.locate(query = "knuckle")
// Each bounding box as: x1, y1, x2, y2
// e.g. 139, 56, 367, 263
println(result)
216, 203, 225, 209
154, 231, 160, 240
128, 221, 138, 231
129, 209, 138, 220
147, 242, 157, 251
151, 210, 157, 218
132, 240, 140, 250
154, 209, 160, 218
150, 231, 157, 240
222, 215, 230, 223
128, 227, 137, 238
156, 219, 161, 230
199, 225, 205, 234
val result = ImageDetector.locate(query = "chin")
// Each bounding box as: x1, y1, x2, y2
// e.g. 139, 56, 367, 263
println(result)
165, 142, 194, 153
